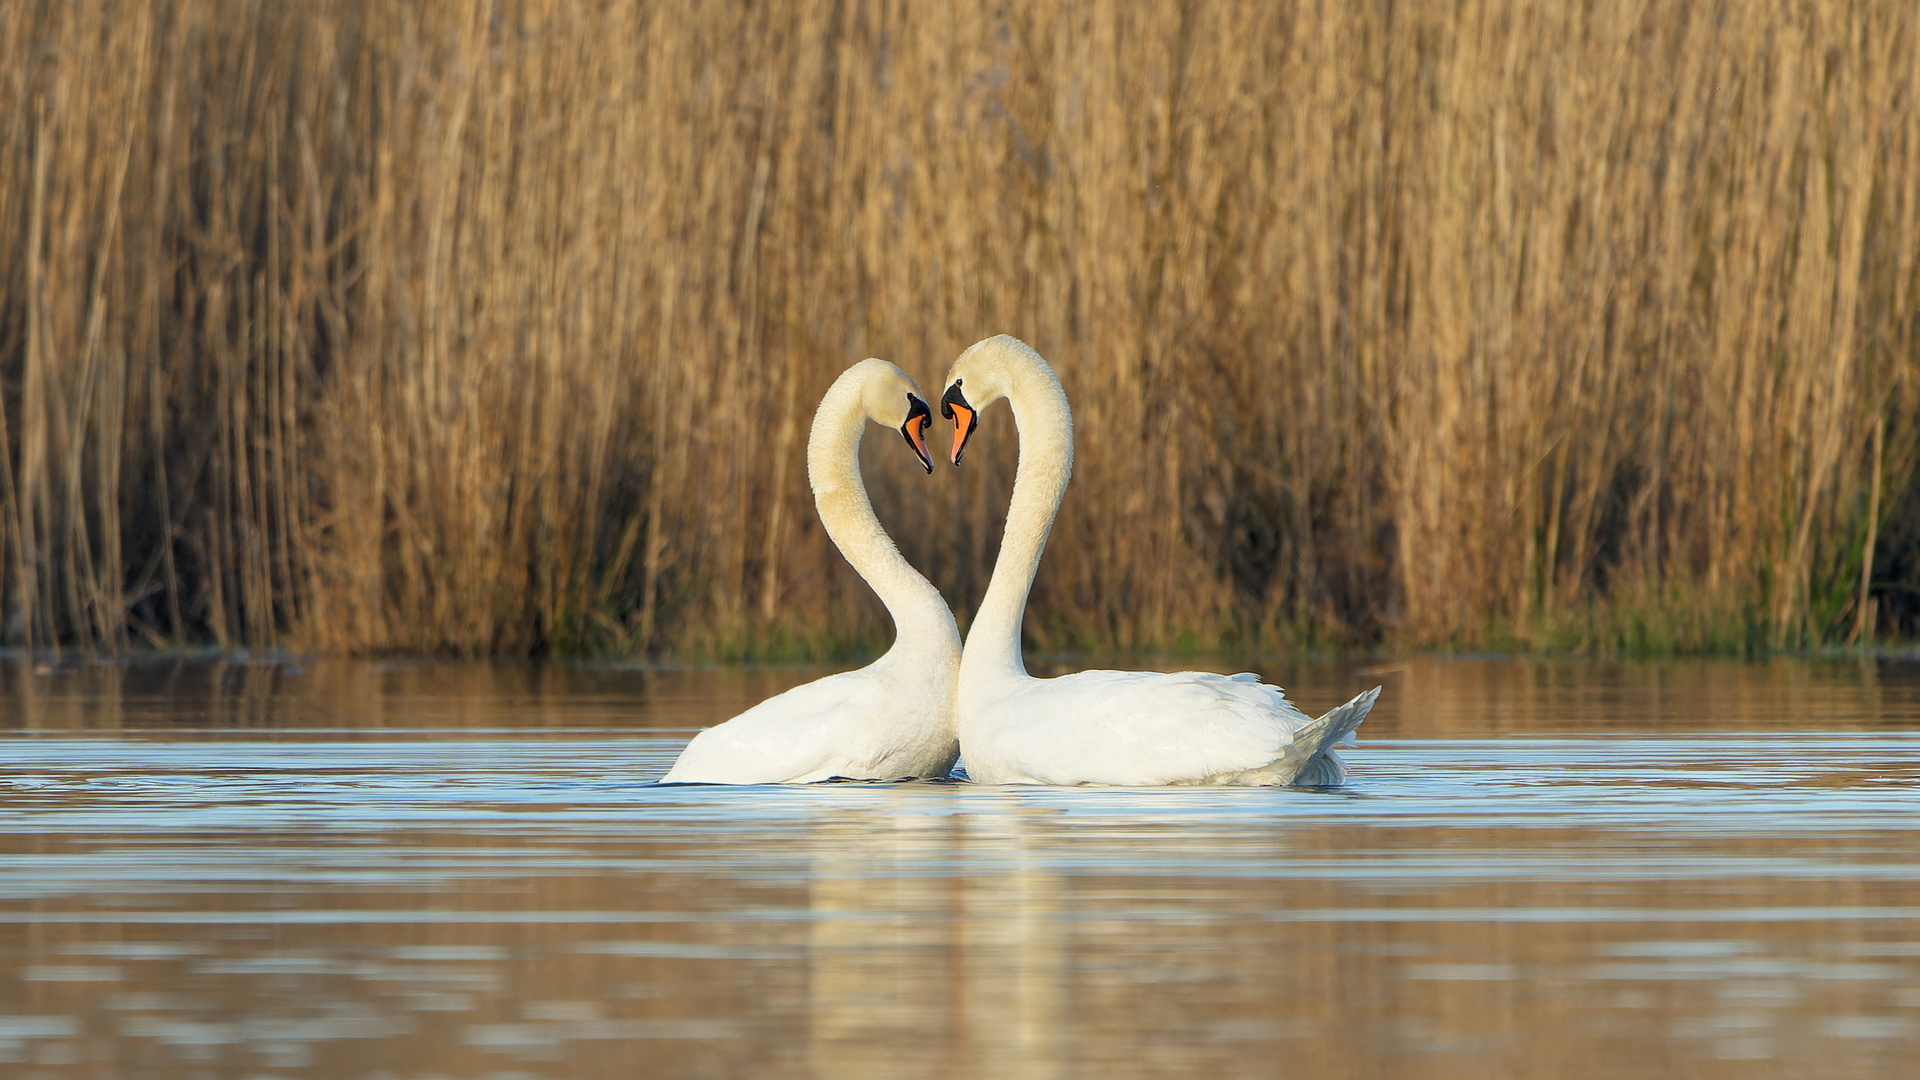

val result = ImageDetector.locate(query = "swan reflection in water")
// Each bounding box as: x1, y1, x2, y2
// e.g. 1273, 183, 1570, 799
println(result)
805, 794, 1064, 1079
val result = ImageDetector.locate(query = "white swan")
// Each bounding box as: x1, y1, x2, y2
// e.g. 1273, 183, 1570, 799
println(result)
662, 359, 961, 784
937, 335, 1378, 786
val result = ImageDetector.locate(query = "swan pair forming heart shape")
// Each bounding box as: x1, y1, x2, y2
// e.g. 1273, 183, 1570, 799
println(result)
662, 335, 1379, 786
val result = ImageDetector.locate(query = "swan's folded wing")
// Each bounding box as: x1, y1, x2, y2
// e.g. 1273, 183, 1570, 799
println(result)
660, 669, 882, 784
979, 670, 1316, 785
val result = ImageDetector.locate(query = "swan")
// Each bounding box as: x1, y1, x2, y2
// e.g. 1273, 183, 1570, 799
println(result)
662, 359, 962, 784
937, 335, 1378, 786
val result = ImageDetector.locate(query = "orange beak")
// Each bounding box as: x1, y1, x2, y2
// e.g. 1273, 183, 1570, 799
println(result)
941, 382, 979, 465
947, 403, 974, 465
904, 414, 932, 473
900, 394, 934, 473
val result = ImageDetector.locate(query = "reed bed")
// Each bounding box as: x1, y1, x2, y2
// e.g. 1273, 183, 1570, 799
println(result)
2, 0, 1917, 658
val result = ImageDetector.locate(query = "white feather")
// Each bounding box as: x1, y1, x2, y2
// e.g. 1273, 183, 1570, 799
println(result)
664, 662, 952, 784
963, 671, 1377, 786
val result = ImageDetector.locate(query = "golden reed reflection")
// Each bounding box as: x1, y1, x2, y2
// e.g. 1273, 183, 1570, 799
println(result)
0, 655, 827, 732
10, 653, 1920, 736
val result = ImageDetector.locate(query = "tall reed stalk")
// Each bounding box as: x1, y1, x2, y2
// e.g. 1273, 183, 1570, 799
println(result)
2, 1, 1917, 657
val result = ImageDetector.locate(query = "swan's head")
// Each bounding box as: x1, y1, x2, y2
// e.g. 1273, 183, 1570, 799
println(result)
854, 358, 935, 474
939, 334, 1050, 465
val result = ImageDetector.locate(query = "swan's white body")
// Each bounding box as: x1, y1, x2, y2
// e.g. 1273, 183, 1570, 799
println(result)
662, 360, 961, 784
940, 335, 1377, 786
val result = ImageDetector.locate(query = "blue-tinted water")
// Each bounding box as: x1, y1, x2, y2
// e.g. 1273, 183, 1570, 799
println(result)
2, 656, 1918, 1078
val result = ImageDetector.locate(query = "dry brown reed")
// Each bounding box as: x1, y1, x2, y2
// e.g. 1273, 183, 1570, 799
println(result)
2, 0, 1918, 658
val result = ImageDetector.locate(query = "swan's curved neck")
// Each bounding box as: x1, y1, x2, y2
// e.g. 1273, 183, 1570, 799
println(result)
962, 362, 1073, 685
807, 391, 956, 656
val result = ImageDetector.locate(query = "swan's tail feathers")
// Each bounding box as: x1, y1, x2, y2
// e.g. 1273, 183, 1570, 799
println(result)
1288, 686, 1380, 786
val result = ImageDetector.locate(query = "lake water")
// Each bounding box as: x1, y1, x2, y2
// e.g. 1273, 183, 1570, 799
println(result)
3, 654, 1919, 1078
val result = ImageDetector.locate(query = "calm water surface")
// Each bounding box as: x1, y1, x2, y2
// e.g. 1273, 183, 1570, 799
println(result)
3, 655, 1919, 1078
